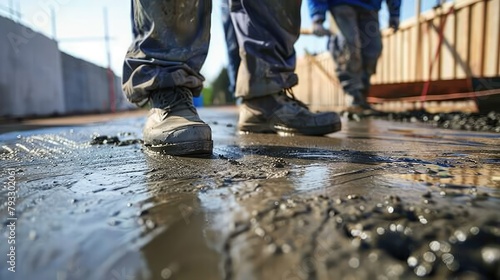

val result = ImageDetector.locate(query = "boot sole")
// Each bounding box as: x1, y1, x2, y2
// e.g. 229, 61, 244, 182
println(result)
239, 122, 342, 136
145, 140, 213, 156
238, 123, 275, 134
274, 122, 342, 136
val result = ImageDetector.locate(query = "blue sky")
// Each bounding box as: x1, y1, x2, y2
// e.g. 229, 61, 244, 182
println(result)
0, 0, 438, 82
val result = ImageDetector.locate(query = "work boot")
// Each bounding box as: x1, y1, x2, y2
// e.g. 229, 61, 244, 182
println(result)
349, 90, 369, 108
345, 90, 383, 117
143, 87, 213, 156
238, 89, 341, 136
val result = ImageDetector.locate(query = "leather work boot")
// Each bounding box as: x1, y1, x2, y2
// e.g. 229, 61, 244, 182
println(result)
238, 89, 341, 136
143, 87, 213, 156
345, 104, 375, 115
345, 90, 383, 117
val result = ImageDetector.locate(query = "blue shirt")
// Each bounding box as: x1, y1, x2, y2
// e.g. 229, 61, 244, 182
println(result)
308, 0, 401, 23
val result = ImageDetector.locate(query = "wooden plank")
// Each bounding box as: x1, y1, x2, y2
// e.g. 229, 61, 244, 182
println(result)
441, 8, 456, 80
496, 0, 500, 76
386, 35, 392, 83
370, 79, 471, 99
498, 0, 500, 76
322, 57, 333, 107
395, 31, 402, 83
414, 0, 423, 81
407, 25, 419, 82
469, 1, 485, 76
454, 0, 487, 10
402, 29, 410, 82
455, 7, 471, 78
422, 21, 431, 81
390, 36, 398, 83
393, 34, 399, 83
382, 36, 391, 83
431, 15, 441, 81
333, 78, 339, 107
484, 0, 500, 76
383, 36, 390, 83
368, 88, 500, 105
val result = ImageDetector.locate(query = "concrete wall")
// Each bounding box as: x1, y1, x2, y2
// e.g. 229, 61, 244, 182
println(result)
61, 53, 132, 114
114, 71, 133, 111
62, 53, 112, 114
0, 16, 133, 118
0, 16, 65, 117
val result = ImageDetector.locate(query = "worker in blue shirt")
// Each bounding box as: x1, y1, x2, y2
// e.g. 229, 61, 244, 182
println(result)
308, 0, 401, 114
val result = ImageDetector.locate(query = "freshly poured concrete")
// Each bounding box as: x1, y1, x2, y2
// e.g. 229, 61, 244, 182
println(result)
1, 107, 499, 280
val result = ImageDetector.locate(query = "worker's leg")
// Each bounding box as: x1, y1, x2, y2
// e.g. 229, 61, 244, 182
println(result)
221, 0, 240, 102
231, 0, 341, 136
122, 0, 213, 155
358, 9, 382, 100
329, 4, 366, 106
230, 0, 301, 98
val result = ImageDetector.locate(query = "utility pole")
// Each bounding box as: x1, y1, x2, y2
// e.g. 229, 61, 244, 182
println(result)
51, 7, 57, 40
103, 8, 112, 71
104, 7, 116, 112
16, 0, 20, 21
8, 0, 16, 21
9, 0, 13, 17
56, 7, 117, 113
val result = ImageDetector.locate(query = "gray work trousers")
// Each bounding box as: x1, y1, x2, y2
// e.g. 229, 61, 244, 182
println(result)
329, 5, 382, 101
122, 0, 301, 106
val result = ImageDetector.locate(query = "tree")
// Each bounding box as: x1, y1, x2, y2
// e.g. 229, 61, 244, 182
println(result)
210, 67, 232, 105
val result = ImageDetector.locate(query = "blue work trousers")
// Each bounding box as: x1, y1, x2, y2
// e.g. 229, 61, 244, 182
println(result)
221, 0, 240, 101
329, 4, 382, 98
123, 0, 302, 105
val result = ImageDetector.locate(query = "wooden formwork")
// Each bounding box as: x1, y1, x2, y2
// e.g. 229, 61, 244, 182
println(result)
294, 0, 500, 112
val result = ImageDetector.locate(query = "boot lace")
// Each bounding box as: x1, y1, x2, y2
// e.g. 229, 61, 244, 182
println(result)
282, 88, 309, 110
152, 87, 197, 114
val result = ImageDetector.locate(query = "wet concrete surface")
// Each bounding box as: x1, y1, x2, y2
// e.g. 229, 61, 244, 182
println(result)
1, 107, 499, 280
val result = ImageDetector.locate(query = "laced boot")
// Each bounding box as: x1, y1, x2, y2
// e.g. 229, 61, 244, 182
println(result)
345, 90, 382, 117
238, 89, 342, 136
143, 87, 212, 156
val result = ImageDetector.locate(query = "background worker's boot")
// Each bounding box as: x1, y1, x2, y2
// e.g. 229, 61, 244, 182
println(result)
345, 90, 381, 117
143, 87, 213, 156
238, 89, 341, 136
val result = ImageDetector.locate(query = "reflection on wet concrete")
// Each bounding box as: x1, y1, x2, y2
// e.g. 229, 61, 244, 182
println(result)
0, 107, 499, 280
